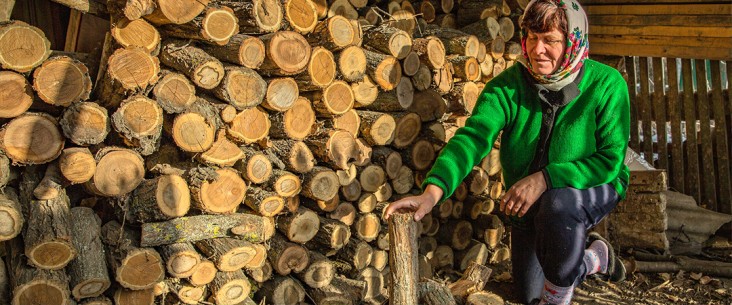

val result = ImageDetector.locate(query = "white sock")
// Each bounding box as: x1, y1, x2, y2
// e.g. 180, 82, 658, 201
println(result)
538, 280, 574, 305
583, 240, 609, 275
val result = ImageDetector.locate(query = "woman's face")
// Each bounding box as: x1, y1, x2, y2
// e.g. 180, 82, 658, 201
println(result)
526, 28, 566, 75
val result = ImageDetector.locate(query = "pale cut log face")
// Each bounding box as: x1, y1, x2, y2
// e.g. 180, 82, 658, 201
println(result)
255, 0, 284, 31
34, 57, 91, 107
269, 31, 311, 73
119, 251, 164, 288
14, 282, 67, 305
328, 16, 355, 47
0, 22, 50, 72
157, 0, 209, 24
389, 31, 412, 59
2, 114, 64, 164
0, 71, 33, 118
111, 18, 160, 52
203, 9, 239, 44
108, 48, 159, 90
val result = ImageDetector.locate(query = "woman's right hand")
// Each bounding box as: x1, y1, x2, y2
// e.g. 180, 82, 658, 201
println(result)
384, 185, 443, 221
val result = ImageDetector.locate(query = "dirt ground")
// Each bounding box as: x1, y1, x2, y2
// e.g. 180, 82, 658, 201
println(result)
481, 251, 732, 305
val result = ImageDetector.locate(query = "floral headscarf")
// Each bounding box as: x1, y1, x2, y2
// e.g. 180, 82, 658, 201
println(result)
520, 0, 589, 86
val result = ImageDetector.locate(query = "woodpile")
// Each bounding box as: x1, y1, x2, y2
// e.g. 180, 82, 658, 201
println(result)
0, 0, 524, 304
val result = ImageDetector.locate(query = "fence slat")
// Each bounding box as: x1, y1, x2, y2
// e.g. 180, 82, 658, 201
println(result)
652, 57, 669, 172
695, 59, 717, 210
638, 57, 654, 164
667, 58, 684, 192
681, 59, 700, 202
627, 57, 641, 152
710, 61, 731, 213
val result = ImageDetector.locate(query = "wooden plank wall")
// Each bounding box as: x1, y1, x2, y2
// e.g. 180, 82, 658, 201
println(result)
584, 0, 731, 236
624, 57, 731, 218
583, 0, 732, 61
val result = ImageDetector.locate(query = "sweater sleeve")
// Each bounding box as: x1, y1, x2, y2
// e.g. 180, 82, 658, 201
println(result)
422, 80, 510, 202
543, 73, 630, 189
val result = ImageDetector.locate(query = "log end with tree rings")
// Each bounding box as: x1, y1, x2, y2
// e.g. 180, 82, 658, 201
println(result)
284, 0, 318, 34
245, 187, 284, 217
329, 202, 356, 226
90, 148, 145, 196
32, 56, 92, 107
172, 112, 215, 152
0, 190, 22, 242
201, 131, 246, 167
351, 75, 378, 107
271, 96, 315, 140
112, 95, 164, 155
0, 113, 64, 165
0, 71, 33, 118
419, 1, 436, 23
228, 107, 271, 144
0, 21, 51, 73
304, 47, 336, 89
234, 34, 266, 69
153, 71, 196, 114
355, 213, 381, 242
392, 112, 421, 149
146, 0, 209, 25
325, 15, 356, 49
116, 249, 165, 289
282, 207, 320, 243
402, 51, 420, 77
189, 259, 217, 286
264, 77, 299, 111
263, 31, 311, 75
252, 0, 285, 33
107, 47, 161, 91
422, 36, 447, 69
243, 152, 273, 184
303, 167, 340, 201
358, 111, 396, 146
192, 57, 225, 90
58, 147, 97, 184
155, 174, 190, 218
409, 89, 446, 122
388, 29, 413, 60
314, 80, 355, 116
198, 168, 247, 214
214, 66, 266, 110
332, 109, 361, 139
114, 287, 155, 305
390, 10, 416, 36
211, 270, 251, 305
373, 56, 402, 91
111, 17, 161, 53
246, 243, 268, 269
337, 46, 366, 82
201, 7, 239, 45
359, 164, 385, 193
409, 139, 436, 171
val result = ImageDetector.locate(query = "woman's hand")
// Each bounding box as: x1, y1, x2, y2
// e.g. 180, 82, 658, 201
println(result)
500, 171, 547, 217
384, 185, 443, 221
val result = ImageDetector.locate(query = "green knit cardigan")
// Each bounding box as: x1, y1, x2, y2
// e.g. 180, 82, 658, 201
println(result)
423, 59, 630, 203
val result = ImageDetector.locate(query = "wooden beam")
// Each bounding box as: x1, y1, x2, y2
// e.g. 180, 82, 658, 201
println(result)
0, 0, 14, 21
590, 25, 732, 38
64, 9, 82, 52
585, 4, 731, 16
590, 43, 732, 61
589, 34, 732, 49
589, 14, 732, 28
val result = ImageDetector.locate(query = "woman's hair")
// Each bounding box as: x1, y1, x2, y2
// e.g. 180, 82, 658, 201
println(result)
520, 0, 568, 37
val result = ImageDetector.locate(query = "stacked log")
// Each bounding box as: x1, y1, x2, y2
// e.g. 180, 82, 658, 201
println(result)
0, 0, 527, 304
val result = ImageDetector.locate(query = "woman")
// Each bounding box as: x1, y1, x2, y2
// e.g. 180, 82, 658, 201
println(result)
384, 0, 629, 304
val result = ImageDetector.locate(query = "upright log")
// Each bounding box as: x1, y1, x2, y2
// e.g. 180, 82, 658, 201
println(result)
68, 207, 110, 300
0, 21, 51, 73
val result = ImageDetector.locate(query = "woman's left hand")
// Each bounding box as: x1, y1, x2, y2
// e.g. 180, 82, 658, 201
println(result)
500, 171, 548, 217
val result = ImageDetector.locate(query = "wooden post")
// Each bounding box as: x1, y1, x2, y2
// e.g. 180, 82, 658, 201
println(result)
388, 212, 419, 305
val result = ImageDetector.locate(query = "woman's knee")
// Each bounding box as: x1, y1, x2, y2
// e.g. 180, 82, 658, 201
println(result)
535, 188, 584, 224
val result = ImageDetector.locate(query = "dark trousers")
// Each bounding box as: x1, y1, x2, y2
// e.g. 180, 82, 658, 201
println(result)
510, 184, 619, 304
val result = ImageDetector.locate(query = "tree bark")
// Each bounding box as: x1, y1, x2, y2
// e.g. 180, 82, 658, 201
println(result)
243, 186, 285, 216
388, 212, 419, 305
419, 281, 457, 305
68, 207, 110, 300
140, 214, 273, 247
363, 49, 402, 91
7, 238, 70, 305
0, 188, 21, 242
217, 0, 282, 34
159, 39, 224, 89
60, 102, 110, 146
